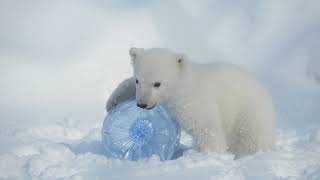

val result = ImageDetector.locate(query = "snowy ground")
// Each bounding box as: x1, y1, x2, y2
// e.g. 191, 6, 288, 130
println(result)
1, 1, 320, 179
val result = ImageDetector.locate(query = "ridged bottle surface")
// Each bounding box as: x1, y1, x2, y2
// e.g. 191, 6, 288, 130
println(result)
102, 100, 181, 161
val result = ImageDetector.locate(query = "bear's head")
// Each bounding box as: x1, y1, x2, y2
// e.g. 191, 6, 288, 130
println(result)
129, 47, 187, 109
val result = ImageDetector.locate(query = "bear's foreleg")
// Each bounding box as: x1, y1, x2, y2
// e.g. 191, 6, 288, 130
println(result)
189, 107, 228, 154
106, 77, 136, 112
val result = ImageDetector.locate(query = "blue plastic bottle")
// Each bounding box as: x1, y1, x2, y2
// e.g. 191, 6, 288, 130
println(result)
101, 100, 181, 161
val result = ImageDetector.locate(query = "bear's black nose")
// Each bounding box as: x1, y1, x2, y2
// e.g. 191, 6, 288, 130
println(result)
137, 103, 148, 109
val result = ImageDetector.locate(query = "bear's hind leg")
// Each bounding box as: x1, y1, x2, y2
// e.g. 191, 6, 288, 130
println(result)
229, 105, 276, 159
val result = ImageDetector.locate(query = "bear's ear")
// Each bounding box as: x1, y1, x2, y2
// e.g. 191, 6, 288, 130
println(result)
129, 47, 140, 62
176, 53, 186, 68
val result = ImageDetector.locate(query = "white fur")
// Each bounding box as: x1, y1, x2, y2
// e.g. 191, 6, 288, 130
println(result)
106, 48, 276, 158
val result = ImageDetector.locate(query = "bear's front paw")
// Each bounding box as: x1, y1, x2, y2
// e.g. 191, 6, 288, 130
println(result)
106, 96, 119, 112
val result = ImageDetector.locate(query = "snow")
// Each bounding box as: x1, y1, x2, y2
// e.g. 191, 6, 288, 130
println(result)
1, 0, 320, 179
1, 120, 320, 179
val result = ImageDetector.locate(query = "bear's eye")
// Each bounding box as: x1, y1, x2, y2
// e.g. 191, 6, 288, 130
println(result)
135, 79, 139, 84
153, 82, 161, 88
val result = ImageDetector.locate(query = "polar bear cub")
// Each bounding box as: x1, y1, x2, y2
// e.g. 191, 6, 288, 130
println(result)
106, 47, 276, 158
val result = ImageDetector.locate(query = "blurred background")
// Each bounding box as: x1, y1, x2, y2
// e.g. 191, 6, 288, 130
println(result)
1, 0, 319, 128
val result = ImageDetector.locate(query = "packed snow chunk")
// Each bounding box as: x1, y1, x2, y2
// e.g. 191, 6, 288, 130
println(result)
102, 100, 181, 161
0, 154, 28, 179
